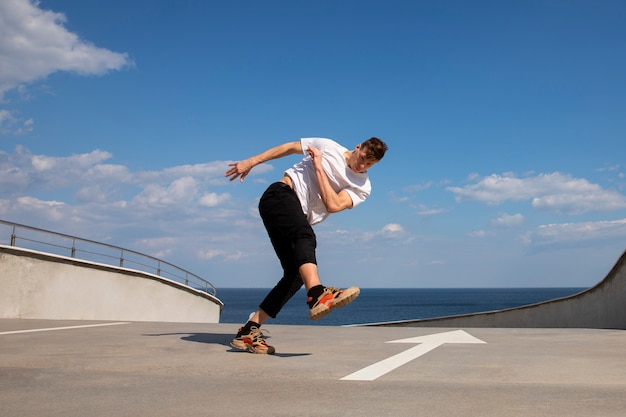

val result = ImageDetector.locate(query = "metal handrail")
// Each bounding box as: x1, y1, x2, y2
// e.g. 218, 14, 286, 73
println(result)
0, 219, 217, 296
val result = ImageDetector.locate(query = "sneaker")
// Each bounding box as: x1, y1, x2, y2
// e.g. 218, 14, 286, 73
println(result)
230, 327, 248, 351
231, 326, 275, 354
308, 286, 360, 320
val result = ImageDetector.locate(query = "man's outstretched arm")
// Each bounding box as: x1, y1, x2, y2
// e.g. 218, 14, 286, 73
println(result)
225, 141, 303, 182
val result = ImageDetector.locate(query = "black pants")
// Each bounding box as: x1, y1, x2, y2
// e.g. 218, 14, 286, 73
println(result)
258, 182, 317, 318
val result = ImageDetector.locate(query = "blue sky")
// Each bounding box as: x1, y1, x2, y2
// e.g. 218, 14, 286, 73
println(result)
1, 0, 625, 289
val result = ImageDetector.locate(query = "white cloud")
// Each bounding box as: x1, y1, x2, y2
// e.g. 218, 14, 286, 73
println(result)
199, 249, 224, 260
134, 237, 177, 257
0, 110, 34, 135
31, 149, 113, 171
324, 223, 407, 245
198, 248, 245, 262
361, 223, 406, 242
15, 118, 34, 135
0, 0, 132, 136
4, 195, 67, 222
0, 0, 132, 98
491, 213, 524, 228
199, 192, 231, 207
1, 146, 118, 193
0, 146, 258, 276
0, 145, 244, 265
0, 110, 13, 125
131, 177, 198, 208
0, 147, 237, 207
413, 203, 447, 216
526, 218, 626, 247
468, 230, 493, 238
134, 161, 266, 187
448, 172, 626, 214
596, 164, 621, 173
405, 181, 434, 192
389, 191, 409, 204
381, 223, 404, 235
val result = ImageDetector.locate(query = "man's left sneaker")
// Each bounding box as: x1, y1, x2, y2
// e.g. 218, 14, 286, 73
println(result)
230, 327, 248, 351
308, 286, 360, 320
242, 327, 275, 354
231, 326, 275, 354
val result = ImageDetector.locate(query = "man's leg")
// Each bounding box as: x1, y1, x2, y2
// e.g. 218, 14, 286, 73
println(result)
256, 184, 360, 322
299, 262, 321, 290
231, 183, 303, 354
256, 182, 313, 319
248, 308, 270, 326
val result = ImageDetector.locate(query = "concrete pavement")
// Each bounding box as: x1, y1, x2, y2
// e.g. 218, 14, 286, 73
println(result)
1, 319, 625, 416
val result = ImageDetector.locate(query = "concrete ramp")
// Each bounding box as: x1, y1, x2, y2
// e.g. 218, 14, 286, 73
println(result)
0, 245, 223, 323
366, 249, 626, 329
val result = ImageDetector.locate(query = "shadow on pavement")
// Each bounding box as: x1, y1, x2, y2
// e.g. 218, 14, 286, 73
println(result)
143, 332, 311, 357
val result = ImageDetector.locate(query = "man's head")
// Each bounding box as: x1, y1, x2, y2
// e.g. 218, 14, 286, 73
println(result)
348, 137, 388, 173
361, 137, 388, 161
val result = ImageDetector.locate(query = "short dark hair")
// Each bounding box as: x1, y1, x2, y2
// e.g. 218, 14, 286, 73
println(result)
361, 137, 388, 161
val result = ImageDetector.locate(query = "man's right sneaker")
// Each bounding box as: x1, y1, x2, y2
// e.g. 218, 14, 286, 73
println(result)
231, 326, 275, 354
308, 286, 360, 320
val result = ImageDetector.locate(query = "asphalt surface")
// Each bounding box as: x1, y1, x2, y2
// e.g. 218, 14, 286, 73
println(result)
1, 319, 625, 417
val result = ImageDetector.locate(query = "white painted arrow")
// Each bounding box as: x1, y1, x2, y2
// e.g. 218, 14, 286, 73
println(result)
340, 330, 486, 381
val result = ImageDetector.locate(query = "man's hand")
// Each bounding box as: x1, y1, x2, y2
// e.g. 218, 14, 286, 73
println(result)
225, 159, 254, 182
307, 146, 323, 168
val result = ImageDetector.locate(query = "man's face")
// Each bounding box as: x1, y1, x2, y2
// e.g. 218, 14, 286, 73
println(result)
349, 145, 378, 173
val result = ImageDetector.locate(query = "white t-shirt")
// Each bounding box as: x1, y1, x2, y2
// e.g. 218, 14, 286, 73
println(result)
285, 137, 371, 225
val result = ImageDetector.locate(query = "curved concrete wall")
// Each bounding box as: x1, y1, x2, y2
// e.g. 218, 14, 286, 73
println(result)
0, 246, 223, 323
367, 249, 626, 330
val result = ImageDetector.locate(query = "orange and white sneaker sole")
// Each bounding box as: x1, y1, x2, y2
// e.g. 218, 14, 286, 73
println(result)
309, 286, 360, 320
230, 337, 247, 351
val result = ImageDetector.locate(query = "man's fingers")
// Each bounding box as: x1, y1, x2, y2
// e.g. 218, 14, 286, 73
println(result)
225, 162, 250, 182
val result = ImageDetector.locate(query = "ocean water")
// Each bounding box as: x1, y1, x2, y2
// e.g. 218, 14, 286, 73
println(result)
216, 287, 587, 326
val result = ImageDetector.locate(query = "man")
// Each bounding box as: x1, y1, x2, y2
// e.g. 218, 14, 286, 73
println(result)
225, 137, 388, 354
